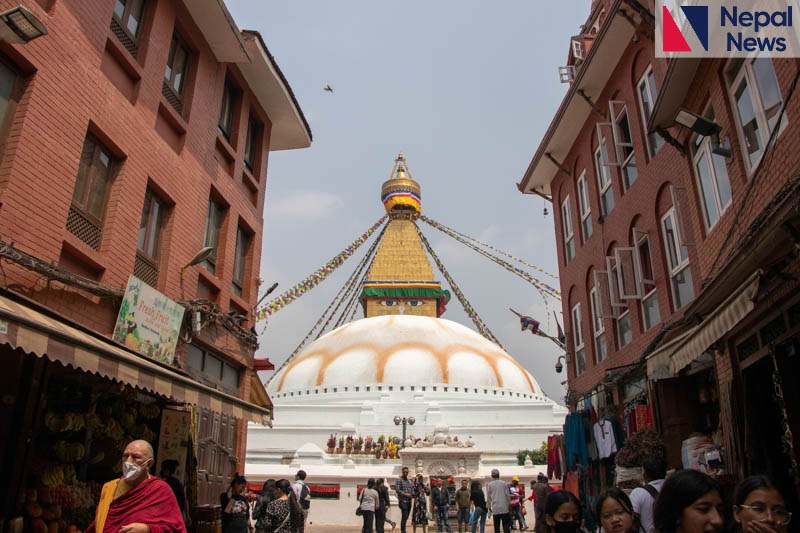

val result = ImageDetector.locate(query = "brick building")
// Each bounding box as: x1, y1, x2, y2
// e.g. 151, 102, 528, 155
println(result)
519, 0, 800, 498
0, 0, 310, 516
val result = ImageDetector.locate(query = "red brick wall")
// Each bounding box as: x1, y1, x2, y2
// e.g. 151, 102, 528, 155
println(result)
551, 27, 800, 397
0, 0, 273, 453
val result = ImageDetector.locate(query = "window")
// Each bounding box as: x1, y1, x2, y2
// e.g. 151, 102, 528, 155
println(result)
244, 114, 261, 172
187, 344, 240, 393
0, 60, 18, 129
590, 287, 607, 363
726, 56, 784, 171
232, 225, 251, 296
135, 188, 166, 287
218, 81, 235, 140
613, 105, 638, 189
67, 133, 116, 250
635, 232, 660, 331
661, 209, 695, 309
572, 303, 586, 375
692, 107, 733, 229
609, 260, 632, 347
163, 33, 190, 113
577, 172, 592, 242
638, 66, 664, 158
111, 0, 145, 56
202, 198, 224, 274
561, 196, 575, 263
617, 311, 633, 347
594, 141, 614, 215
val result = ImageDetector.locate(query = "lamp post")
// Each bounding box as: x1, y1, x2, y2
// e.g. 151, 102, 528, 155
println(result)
393, 416, 415, 447
180, 246, 215, 299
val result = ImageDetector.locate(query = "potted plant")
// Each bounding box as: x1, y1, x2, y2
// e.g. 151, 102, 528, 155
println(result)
345, 435, 354, 454
327, 434, 336, 454
364, 436, 373, 453
353, 435, 362, 455
337, 436, 345, 454
375, 442, 383, 459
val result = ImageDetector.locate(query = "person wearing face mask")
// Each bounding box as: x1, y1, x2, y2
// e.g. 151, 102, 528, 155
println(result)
653, 470, 723, 533
86, 440, 186, 533
221, 474, 253, 533
733, 476, 792, 533
595, 489, 640, 533
543, 490, 583, 533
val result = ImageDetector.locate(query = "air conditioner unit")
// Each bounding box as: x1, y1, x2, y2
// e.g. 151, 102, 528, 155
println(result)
558, 65, 576, 84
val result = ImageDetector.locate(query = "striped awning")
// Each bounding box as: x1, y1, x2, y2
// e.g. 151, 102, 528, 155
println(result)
0, 293, 271, 425
647, 271, 761, 376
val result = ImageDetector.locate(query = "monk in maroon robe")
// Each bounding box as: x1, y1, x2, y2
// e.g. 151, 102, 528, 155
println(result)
86, 440, 186, 533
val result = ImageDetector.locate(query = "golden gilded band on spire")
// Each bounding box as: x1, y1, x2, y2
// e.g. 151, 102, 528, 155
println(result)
382, 153, 421, 216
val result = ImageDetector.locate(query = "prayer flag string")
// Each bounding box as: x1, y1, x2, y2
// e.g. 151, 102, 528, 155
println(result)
414, 222, 505, 350
255, 215, 388, 321
420, 215, 561, 301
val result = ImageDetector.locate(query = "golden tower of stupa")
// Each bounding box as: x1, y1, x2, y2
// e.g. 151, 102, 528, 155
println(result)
360, 154, 450, 318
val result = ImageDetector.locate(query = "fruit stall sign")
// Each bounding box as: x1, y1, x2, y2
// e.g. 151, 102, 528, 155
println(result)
112, 275, 185, 365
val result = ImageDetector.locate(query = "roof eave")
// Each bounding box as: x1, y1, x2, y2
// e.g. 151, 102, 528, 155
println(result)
183, 0, 251, 63
519, 0, 643, 196
647, 57, 702, 132
239, 30, 312, 151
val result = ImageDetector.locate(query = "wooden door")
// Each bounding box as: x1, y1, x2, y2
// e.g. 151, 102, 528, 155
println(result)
653, 377, 700, 469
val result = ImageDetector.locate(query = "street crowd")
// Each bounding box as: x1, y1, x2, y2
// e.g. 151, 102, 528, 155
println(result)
79, 440, 793, 533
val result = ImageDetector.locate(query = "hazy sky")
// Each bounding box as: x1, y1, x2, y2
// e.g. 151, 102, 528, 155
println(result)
226, 1, 587, 401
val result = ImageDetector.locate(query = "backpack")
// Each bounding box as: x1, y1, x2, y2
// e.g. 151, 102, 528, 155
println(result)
299, 483, 311, 510
642, 483, 659, 500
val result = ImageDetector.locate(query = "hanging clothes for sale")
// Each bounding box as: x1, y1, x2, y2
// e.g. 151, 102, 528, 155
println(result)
565, 413, 588, 467
610, 416, 625, 450
564, 469, 580, 498
547, 434, 563, 480
586, 411, 599, 462
594, 419, 618, 459
635, 404, 653, 430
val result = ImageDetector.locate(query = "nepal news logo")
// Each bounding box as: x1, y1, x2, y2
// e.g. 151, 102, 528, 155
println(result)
659, 1, 798, 56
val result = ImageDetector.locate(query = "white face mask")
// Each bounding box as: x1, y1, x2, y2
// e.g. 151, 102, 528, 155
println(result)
122, 460, 148, 482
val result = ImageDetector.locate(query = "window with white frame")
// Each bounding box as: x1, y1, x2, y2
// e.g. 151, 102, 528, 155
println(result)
725, 55, 785, 171
638, 66, 664, 158
589, 286, 607, 363
609, 261, 632, 347
613, 105, 638, 189
594, 141, 614, 216
692, 106, 733, 230
561, 196, 575, 263
572, 302, 587, 375
634, 230, 660, 331
661, 209, 695, 309
577, 171, 592, 242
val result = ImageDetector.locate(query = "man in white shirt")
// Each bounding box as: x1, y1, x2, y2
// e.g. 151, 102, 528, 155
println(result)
291, 470, 312, 527
629, 456, 667, 533
487, 469, 511, 533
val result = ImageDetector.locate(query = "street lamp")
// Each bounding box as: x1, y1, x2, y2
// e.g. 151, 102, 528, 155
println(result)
673, 107, 732, 158
0, 6, 47, 43
393, 416, 415, 447
180, 246, 214, 298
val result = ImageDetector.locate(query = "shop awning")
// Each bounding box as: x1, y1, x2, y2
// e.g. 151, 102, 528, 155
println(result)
0, 293, 271, 425
646, 272, 761, 376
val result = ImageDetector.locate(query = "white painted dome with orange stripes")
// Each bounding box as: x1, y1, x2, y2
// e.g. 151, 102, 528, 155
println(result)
269, 315, 542, 395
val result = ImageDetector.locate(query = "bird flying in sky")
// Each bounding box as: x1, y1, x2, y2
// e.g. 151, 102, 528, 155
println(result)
324, 85, 333, 93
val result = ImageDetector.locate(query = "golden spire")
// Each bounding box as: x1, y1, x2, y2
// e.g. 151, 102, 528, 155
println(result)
381, 153, 421, 217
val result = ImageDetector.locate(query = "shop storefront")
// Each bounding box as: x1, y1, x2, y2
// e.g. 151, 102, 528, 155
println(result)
0, 292, 270, 533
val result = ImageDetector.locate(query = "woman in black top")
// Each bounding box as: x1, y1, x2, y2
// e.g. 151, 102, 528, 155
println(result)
221, 473, 253, 533
253, 479, 277, 533
470, 480, 487, 533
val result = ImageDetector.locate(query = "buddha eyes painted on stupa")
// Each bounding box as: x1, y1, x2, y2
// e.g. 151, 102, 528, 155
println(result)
379, 299, 423, 307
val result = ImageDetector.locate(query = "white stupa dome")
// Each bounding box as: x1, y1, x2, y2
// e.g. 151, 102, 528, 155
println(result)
268, 315, 543, 395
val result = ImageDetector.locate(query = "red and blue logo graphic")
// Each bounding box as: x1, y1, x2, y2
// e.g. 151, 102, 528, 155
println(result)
662, 4, 708, 52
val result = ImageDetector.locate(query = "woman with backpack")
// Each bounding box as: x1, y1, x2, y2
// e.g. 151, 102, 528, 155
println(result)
253, 479, 276, 533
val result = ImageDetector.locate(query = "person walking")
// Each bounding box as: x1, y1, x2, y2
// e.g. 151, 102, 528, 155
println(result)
86, 440, 186, 533
221, 474, 253, 533
595, 489, 640, 533
377, 478, 397, 533
262, 479, 304, 533
543, 490, 582, 533
469, 480, 488, 533
509, 477, 527, 531
431, 479, 452, 533
396, 467, 415, 533
291, 470, 312, 530
456, 480, 471, 533
733, 475, 792, 533
160, 460, 190, 528
653, 470, 723, 533
412, 474, 430, 533
629, 456, 666, 533
253, 479, 276, 533
529, 475, 552, 533
487, 469, 511, 533
360, 479, 380, 533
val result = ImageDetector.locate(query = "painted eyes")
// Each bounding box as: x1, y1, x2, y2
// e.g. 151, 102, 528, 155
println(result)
380, 300, 397, 306
379, 300, 424, 307
407, 301, 423, 307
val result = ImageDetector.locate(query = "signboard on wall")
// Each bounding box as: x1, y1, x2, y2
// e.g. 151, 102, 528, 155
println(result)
113, 275, 185, 365
156, 408, 191, 482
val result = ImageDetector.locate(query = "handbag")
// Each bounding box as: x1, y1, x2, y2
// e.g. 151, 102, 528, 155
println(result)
356, 490, 364, 516
426, 510, 433, 521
